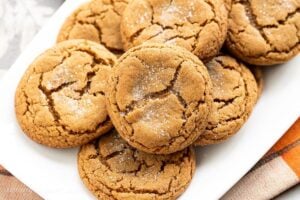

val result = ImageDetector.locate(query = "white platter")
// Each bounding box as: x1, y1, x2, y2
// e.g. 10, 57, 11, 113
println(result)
0, 0, 299, 199
0, 69, 6, 79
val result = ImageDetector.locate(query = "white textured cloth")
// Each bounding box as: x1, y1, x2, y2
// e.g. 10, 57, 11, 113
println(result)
0, 0, 64, 69
223, 157, 299, 200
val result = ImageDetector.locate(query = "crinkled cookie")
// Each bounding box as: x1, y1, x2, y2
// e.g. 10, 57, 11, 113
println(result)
195, 54, 258, 146
121, 0, 228, 61
15, 40, 116, 148
78, 129, 196, 200
226, 0, 300, 65
57, 0, 129, 52
106, 43, 213, 154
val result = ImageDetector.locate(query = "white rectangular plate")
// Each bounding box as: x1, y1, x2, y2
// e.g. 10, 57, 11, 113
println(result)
0, 0, 299, 199
0, 70, 6, 79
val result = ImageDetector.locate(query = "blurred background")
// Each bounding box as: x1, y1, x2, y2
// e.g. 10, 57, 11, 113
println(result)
0, 0, 64, 70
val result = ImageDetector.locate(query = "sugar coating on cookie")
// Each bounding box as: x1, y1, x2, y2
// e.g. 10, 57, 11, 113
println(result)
78, 130, 196, 200
106, 44, 213, 154
57, 0, 129, 51
121, 0, 228, 61
194, 54, 258, 146
15, 40, 117, 148
226, 0, 300, 65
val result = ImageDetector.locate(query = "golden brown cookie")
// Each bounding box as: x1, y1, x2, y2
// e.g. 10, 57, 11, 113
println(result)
78, 129, 196, 200
194, 54, 258, 146
224, 0, 232, 11
121, 0, 228, 61
57, 0, 129, 52
106, 43, 213, 154
15, 40, 117, 148
226, 0, 300, 65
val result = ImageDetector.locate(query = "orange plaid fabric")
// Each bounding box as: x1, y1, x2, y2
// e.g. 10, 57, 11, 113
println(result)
223, 118, 300, 199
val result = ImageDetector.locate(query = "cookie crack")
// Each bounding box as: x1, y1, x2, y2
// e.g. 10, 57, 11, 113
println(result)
237, 1, 299, 55
70, 7, 124, 51
214, 95, 241, 110
38, 74, 61, 122
121, 59, 191, 151
49, 81, 77, 93
66, 5, 109, 41
203, 59, 254, 139
128, 0, 222, 53
243, 1, 275, 49
22, 91, 34, 116
97, 145, 142, 173
282, 7, 300, 25
74, 62, 105, 97
109, 2, 122, 17
34, 51, 110, 135
111, 45, 211, 152
76, 20, 103, 47
127, 0, 155, 44
122, 57, 186, 114
77, 49, 115, 66
81, 144, 193, 197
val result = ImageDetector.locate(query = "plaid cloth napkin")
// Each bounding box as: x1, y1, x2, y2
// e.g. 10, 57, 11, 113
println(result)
0, 118, 299, 199
223, 118, 300, 199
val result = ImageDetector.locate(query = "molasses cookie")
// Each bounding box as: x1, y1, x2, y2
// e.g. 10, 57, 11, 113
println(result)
226, 0, 300, 65
78, 129, 196, 200
106, 43, 213, 154
224, 0, 232, 11
15, 40, 117, 148
57, 0, 129, 52
121, 0, 228, 61
194, 54, 258, 146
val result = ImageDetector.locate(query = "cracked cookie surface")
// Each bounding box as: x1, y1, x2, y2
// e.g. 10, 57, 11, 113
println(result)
57, 0, 129, 52
194, 54, 258, 146
15, 40, 117, 148
224, 0, 233, 11
106, 43, 213, 154
226, 0, 300, 65
120, 0, 228, 61
78, 129, 196, 200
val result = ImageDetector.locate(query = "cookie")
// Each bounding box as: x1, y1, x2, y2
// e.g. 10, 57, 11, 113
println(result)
224, 0, 232, 11
194, 54, 258, 146
78, 129, 196, 200
15, 40, 117, 148
57, 0, 129, 52
226, 0, 300, 65
120, 0, 228, 61
106, 43, 213, 154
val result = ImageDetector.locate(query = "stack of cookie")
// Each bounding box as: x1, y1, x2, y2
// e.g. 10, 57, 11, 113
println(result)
15, 0, 299, 199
